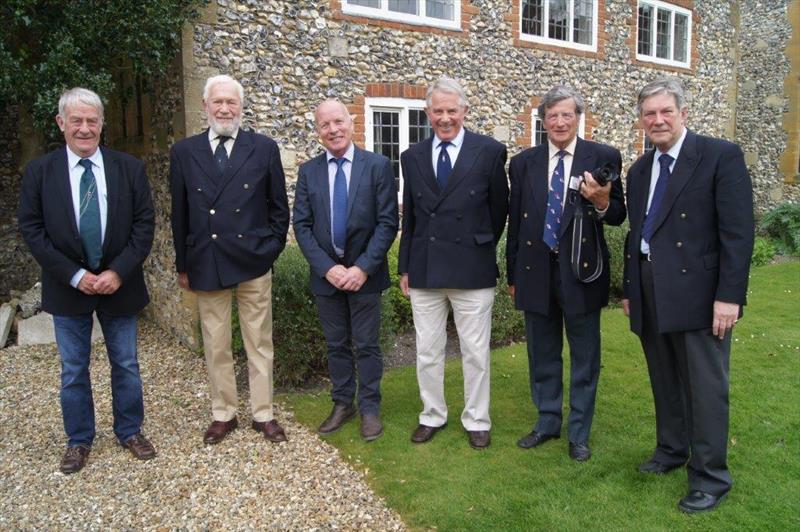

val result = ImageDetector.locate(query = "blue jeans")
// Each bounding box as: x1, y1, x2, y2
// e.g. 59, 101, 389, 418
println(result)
53, 311, 144, 447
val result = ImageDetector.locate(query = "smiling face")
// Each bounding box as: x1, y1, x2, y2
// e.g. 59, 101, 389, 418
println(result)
56, 102, 102, 158
315, 100, 353, 158
640, 91, 688, 152
204, 81, 242, 136
542, 98, 580, 150
426, 90, 467, 142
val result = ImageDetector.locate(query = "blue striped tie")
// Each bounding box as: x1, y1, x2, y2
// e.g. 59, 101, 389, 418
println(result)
78, 159, 102, 270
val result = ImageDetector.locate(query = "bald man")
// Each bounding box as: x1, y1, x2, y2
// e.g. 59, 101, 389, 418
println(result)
293, 100, 398, 441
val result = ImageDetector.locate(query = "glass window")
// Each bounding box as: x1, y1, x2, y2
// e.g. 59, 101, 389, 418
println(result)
344, 0, 459, 30
637, 1, 692, 68
520, 0, 597, 52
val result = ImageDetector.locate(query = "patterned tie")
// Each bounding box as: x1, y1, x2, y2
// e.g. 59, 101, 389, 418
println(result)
214, 136, 230, 175
643, 153, 674, 243
332, 157, 348, 252
436, 140, 452, 189
542, 150, 567, 250
78, 159, 102, 270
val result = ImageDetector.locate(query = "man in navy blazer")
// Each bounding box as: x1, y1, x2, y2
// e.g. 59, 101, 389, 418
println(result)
170, 75, 290, 445
507, 85, 626, 462
398, 77, 508, 449
293, 100, 398, 441
623, 78, 754, 513
18, 87, 156, 473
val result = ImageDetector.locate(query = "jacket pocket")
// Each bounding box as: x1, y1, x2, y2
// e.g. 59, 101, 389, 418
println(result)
703, 252, 719, 270
474, 233, 494, 245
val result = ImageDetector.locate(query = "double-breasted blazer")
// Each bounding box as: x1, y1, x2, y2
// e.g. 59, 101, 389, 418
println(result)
170, 129, 290, 291
623, 130, 754, 335
398, 129, 509, 289
506, 138, 626, 316
292, 146, 399, 296
18, 146, 155, 316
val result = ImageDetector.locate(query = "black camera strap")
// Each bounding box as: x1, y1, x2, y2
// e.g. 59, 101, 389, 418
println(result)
570, 200, 603, 283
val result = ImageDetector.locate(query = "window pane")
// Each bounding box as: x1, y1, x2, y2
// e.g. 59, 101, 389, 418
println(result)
548, 0, 568, 41
389, 0, 417, 15
656, 8, 671, 59
674, 13, 688, 63
426, 0, 455, 20
643, 133, 654, 153
637, 4, 653, 56
348, 0, 380, 7
522, 0, 544, 36
573, 0, 593, 45
534, 116, 548, 146
373, 111, 401, 186
409, 109, 432, 144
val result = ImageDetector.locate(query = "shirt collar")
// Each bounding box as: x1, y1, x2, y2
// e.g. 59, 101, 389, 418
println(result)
434, 127, 465, 150
548, 136, 578, 159
207, 127, 239, 144
66, 145, 102, 169
656, 127, 687, 162
326, 142, 355, 164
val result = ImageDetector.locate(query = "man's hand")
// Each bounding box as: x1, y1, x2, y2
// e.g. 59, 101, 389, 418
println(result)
580, 171, 611, 211
340, 266, 368, 292
507, 285, 515, 299
93, 270, 122, 295
622, 298, 630, 317
712, 300, 740, 339
400, 274, 410, 298
325, 265, 348, 290
177, 272, 191, 290
77, 272, 99, 295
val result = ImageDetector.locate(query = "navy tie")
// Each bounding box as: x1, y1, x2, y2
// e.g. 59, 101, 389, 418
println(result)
436, 141, 452, 189
332, 157, 348, 252
214, 136, 230, 175
643, 153, 674, 243
78, 159, 102, 270
542, 150, 567, 250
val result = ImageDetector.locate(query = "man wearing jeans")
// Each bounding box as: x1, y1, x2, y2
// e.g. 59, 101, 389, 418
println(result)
18, 87, 156, 474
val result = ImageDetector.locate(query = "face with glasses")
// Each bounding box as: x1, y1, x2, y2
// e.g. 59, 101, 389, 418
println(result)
542, 98, 580, 150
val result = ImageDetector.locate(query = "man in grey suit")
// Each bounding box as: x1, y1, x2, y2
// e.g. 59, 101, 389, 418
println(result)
293, 99, 398, 441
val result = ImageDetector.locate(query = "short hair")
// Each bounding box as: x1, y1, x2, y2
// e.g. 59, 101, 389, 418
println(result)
58, 88, 104, 122
426, 76, 468, 109
537, 85, 584, 118
636, 77, 687, 115
203, 74, 245, 102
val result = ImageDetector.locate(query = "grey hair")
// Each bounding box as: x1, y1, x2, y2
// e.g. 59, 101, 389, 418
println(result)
537, 85, 585, 117
58, 88, 104, 122
636, 78, 687, 115
203, 74, 245, 102
426, 76, 468, 109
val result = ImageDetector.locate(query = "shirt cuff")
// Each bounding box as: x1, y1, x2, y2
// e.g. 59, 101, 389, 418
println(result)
594, 204, 608, 219
70, 269, 87, 288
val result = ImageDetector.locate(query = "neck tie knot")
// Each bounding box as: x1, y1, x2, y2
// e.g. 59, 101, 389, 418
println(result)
658, 153, 673, 168
557, 150, 567, 160
217, 135, 231, 146
334, 157, 347, 169
79, 158, 92, 171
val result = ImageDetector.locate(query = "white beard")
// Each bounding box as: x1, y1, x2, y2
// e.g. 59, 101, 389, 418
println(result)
209, 116, 240, 137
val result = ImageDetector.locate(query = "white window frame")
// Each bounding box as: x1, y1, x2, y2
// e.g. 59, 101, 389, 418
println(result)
636, 0, 692, 69
531, 108, 586, 147
365, 97, 430, 203
518, 0, 599, 53
343, 0, 461, 31
642, 130, 655, 153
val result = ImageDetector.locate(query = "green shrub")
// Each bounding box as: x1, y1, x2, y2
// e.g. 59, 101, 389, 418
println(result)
751, 236, 777, 267
759, 203, 800, 256
492, 232, 526, 345
604, 220, 629, 300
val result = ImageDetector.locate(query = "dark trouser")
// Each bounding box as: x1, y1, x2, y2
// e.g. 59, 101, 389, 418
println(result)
315, 291, 383, 415
524, 254, 602, 444
640, 259, 732, 496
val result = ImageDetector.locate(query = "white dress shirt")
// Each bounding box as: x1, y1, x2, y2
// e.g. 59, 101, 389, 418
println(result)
641, 127, 687, 254
67, 146, 107, 287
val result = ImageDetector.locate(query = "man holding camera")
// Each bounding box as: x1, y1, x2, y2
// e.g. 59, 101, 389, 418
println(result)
506, 85, 626, 461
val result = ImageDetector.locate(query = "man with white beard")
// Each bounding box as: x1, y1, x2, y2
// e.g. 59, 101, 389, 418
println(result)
170, 75, 290, 445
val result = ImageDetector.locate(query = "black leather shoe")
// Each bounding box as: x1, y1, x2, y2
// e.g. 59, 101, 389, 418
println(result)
569, 442, 591, 461
411, 423, 447, 443
467, 430, 491, 449
517, 431, 559, 449
638, 459, 685, 475
360, 413, 383, 442
678, 490, 729, 513
60, 445, 91, 474
318, 402, 357, 435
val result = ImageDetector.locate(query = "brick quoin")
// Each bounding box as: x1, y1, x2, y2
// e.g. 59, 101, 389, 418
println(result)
329, 1, 478, 37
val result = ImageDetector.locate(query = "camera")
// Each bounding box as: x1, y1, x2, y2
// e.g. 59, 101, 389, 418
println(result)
590, 162, 620, 187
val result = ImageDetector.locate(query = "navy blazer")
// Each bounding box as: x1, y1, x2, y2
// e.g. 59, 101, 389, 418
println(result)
507, 138, 626, 316
293, 146, 399, 296
398, 129, 509, 289
170, 129, 290, 291
18, 146, 154, 316
623, 130, 754, 335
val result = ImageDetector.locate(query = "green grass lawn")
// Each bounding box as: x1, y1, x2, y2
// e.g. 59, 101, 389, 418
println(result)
283, 263, 799, 531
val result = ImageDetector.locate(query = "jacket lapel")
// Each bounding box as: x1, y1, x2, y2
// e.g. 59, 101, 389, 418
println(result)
526, 145, 549, 222
316, 153, 332, 233
212, 129, 255, 203
436, 129, 479, 205
411, 137, 439, 196
649, 130, 700, 237
53, 148, 82, 254
347, 147, 366, 220
189, 130, 216, 182
100, 147, 119, 254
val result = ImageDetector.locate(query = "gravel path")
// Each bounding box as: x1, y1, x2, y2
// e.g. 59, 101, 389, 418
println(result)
0, 321, 404, 530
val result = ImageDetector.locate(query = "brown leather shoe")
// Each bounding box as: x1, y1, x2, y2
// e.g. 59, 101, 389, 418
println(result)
411, 423, 446, 444
60, 445, 91, 474
318, 402, 357, 435
468, 430, 491, 449
122, 433, 156, 460
252, 419, 287, 443
203, 417, 238, 445
360, 413, 383, 442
